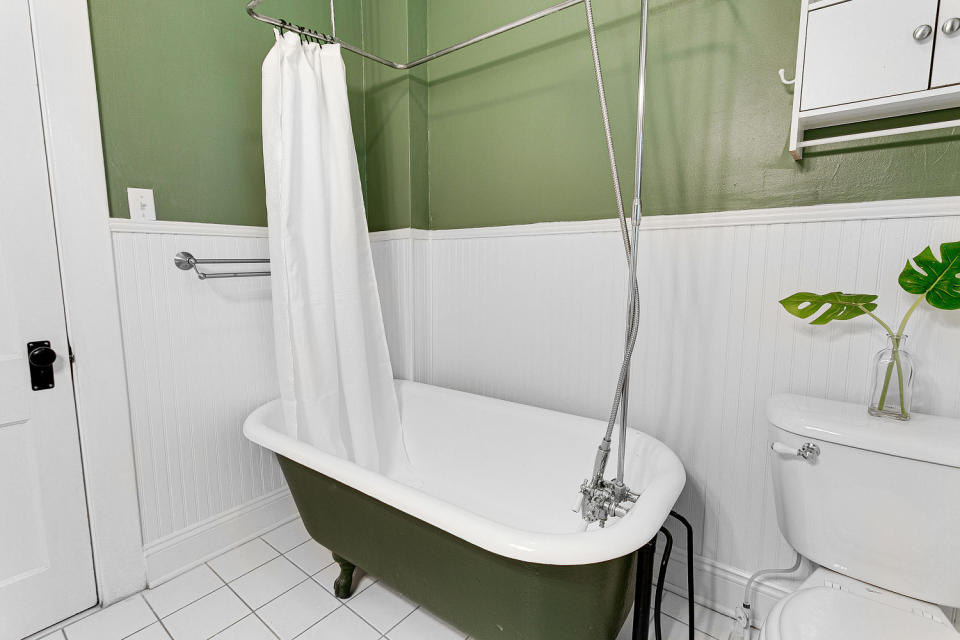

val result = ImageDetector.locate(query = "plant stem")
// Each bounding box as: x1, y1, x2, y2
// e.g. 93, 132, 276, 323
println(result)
856, 306, 894, 335
878, 334, 905, 414
878, 346, 893, 411
895, 346, 906, 418
896, 295, 924, 337
855, 304, 897, 413
877, 295, 923, 415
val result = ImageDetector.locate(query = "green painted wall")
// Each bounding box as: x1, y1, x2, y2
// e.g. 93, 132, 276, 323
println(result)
426, 0, 960, 229
361, 0, 429, 231
89, 1, 960, 231
88, 0, 364, 226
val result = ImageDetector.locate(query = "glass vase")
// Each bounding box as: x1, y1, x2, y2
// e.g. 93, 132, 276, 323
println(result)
867, 334, 915, 420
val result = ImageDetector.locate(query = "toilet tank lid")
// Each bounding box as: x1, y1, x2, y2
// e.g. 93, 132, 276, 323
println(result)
767, 394, 960, 468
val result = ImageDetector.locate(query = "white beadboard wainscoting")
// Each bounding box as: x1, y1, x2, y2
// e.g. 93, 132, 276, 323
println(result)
110, 221, 294, 585
109, 196, 960, 622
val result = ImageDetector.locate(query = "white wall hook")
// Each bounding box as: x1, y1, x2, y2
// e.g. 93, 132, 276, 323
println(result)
778, 68, 796, 85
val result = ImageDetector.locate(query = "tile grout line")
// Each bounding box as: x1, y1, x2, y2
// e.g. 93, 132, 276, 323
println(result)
337, 597, 389, 639
65, 595, 158, 640
141, 567, 227, 623
259, 526, 309, 556
209, 613, 268, 640
247, 574, 310, 611
137, 594, 174, 640
206, 561, 282, 640
204, 543, 278, 584
259, 537, 286, 555
220, 585, 278, 640
289, 601, 347, 640
373, 603, 421, 639
33, 606, 100, 640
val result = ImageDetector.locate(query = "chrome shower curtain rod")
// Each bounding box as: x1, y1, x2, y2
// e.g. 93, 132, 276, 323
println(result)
246, 0, 586, 70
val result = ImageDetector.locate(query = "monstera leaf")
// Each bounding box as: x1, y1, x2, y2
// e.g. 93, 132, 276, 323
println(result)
779, 292, 878, 325
898, 241, 960, 310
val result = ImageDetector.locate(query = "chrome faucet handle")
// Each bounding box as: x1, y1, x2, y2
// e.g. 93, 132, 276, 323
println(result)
798, 442, 820, 460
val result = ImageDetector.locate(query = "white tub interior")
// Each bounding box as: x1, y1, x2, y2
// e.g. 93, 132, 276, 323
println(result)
398, 381, 675, 534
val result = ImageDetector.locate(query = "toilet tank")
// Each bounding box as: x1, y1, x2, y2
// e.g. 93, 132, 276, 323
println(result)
767, 394, 960, 607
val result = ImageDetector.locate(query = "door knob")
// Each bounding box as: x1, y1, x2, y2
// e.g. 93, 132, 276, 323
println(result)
943, 17, 960, 35
28, 345, 57, 368
914, 24, 934, 41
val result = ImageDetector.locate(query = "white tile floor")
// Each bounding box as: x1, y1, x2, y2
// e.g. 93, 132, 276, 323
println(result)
41, 518, 730, 640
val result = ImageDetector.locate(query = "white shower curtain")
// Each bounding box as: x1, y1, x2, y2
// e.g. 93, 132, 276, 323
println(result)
261, 31, 411, 476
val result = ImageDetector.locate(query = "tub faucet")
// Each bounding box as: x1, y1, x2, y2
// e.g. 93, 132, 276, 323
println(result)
579, 477, 637, 527
580, 440, 639, 527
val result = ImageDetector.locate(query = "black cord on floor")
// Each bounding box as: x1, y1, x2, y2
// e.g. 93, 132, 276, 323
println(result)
669, 511, 695, 640
655, 527, 673, 640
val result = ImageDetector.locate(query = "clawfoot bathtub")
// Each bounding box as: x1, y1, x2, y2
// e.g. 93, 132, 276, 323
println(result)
244, 381, 685, 640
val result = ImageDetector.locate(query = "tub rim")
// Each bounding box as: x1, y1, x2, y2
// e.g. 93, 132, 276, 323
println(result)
243, 381, 685, 565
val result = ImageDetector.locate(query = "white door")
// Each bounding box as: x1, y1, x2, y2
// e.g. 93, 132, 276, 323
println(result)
801, 0, 940, 110
932, 0, 960, 87
0, 1, 98, 638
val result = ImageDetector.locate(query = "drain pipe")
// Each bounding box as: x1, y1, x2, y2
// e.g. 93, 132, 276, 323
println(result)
728, 552, 802, 640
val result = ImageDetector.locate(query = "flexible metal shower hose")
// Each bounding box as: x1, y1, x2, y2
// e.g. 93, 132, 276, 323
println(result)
583, 0, 642, 448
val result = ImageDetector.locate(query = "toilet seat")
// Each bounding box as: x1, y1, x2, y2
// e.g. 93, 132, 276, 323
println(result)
760, 586, 959, 640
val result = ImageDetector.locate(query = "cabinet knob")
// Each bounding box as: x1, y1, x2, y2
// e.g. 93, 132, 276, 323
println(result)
943, 17, 960, 35
914, 24, 934, 41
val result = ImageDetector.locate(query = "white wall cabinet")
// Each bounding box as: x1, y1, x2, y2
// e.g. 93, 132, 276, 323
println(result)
801, 0, 939, 110
788, 0, 960, 158
932, 0, 960, 88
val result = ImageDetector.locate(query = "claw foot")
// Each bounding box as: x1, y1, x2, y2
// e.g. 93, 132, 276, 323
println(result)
331, 553, 356, 599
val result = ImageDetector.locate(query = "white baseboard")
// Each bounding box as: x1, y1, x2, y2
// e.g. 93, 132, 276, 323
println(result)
656, 547, 805, 633
142, 488, 298, 587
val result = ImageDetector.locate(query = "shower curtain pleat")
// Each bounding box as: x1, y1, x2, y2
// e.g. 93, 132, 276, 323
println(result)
261, 32, 412, 477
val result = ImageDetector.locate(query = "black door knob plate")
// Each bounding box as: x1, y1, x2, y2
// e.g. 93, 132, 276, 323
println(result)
26, 341, 57, 390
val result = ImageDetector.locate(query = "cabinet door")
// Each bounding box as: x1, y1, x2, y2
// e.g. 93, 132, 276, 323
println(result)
932, 0, 960, 87
801, 0, 939, 111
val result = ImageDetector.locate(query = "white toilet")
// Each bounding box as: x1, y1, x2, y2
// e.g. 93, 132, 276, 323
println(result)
761, 394, 960, 639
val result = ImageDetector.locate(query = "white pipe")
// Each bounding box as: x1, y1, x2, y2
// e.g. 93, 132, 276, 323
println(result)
728, 552, 802, 640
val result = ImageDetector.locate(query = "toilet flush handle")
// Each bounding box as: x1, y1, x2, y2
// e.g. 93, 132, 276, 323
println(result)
771, 441, 820, 462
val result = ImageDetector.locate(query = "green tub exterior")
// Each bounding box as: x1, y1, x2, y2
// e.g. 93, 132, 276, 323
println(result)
278, 455, 636, 640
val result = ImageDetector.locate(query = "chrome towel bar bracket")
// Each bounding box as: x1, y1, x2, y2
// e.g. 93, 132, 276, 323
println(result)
174, 251, 271, 280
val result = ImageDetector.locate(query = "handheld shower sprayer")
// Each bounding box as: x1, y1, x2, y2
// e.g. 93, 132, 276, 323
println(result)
577, 0, 648, 527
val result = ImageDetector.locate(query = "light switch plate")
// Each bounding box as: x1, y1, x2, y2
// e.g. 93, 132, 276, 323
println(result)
127, 187, 156, 221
